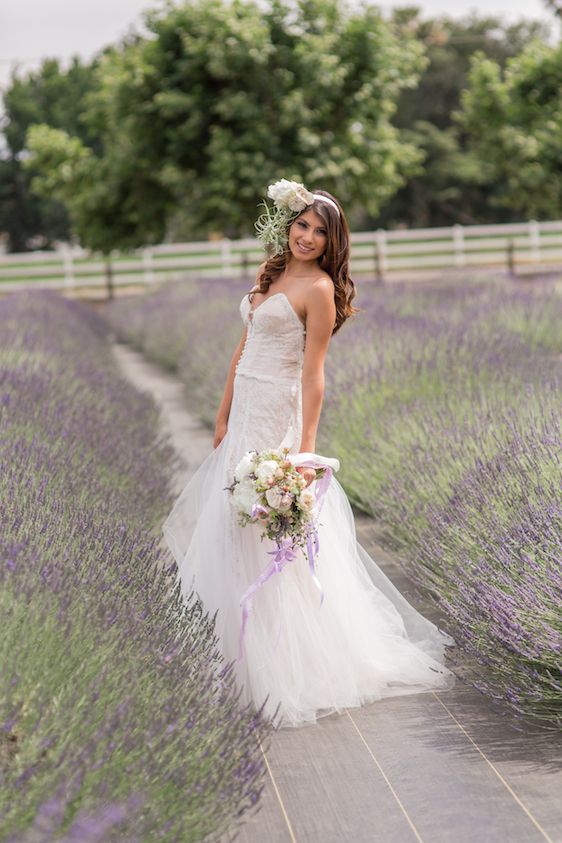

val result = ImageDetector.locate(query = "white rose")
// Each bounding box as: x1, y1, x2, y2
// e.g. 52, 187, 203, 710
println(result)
232, 478, 259, 516
298, 489, 316, 513
234, 452, 257, 482
256, 460, 280, 484
267, 179, 314, 211
267, 178, 293, 204
265, 486, 283, 508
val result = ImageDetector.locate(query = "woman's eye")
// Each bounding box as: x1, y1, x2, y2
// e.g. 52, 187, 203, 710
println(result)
298, 221, 326, 235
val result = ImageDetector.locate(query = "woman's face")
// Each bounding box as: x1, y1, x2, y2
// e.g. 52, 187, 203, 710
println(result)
288, 208, 328, 263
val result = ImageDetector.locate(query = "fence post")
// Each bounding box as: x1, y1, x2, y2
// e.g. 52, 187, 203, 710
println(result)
60, 242, 75, 290
142, 247, 154, 285
221, 238, 232, 278
528, 219, 540, 264
375, 229, 386, 283
507, 239, 516, 277
453, 224, 465, 267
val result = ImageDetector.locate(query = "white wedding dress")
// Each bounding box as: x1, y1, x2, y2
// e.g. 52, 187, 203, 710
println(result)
162, 291, 456, 728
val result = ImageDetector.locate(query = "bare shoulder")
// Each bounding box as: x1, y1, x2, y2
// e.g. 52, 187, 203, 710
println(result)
313, 273, 335, 296
302, 275, 336, 340
304, 274, 336, 312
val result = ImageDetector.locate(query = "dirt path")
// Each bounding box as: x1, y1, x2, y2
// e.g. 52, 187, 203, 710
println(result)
112, 339, 562, 843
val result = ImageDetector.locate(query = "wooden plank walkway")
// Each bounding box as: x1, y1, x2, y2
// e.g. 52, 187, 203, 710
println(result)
111, 339, 562, 843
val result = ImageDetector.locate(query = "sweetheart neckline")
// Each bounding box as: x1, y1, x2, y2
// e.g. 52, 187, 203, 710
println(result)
245, 291, 306, 332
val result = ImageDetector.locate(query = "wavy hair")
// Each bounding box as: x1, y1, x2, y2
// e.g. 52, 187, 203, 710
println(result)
248, 189, 360, 335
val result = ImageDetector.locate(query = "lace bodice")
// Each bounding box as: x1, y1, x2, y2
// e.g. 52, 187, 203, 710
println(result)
236, 292, 306, 383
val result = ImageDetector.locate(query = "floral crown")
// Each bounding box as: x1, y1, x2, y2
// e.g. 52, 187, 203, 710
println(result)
254, 179, 340, 257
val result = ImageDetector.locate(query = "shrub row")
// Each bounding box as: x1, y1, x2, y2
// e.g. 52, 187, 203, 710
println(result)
1, 291, 273, 843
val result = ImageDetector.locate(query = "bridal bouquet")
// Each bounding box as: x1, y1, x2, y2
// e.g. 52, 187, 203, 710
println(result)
226, 445, 340, 659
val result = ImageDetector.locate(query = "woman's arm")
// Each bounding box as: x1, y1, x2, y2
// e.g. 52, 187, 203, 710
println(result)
299, 280, 337, 454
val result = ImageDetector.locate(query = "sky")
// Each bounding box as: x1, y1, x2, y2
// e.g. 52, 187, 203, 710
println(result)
0, 0, 558, 91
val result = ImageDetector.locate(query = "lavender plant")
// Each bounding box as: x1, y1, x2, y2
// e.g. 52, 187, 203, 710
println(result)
1, 291, 274, 842
105, 275, 562, 728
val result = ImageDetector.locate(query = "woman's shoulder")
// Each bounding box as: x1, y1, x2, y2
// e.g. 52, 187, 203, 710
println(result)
302, 274, 336, 329
307, 273, 335, 301
314, 271, 334, 288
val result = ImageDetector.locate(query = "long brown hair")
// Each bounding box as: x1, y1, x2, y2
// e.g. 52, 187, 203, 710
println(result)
249, 189, 360, 335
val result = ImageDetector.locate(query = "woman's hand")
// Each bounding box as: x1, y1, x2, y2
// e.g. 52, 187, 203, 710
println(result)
213, 418, 228, 449
296, 466, 316, 488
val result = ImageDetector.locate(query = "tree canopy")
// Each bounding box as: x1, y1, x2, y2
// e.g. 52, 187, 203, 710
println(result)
456, 39, 562, 219
375, 9, 552, 228
86, 0, 427, 237
0, 0, 558, 250
0, 57, 99, 250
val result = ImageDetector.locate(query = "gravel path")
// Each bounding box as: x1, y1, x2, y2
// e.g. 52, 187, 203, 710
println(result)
112, 339, 562, 843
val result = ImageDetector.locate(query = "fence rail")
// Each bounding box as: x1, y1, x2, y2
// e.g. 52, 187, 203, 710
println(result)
1, 219, 561, 291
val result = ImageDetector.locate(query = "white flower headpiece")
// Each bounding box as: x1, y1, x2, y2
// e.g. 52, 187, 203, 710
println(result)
254, 179, 340, 257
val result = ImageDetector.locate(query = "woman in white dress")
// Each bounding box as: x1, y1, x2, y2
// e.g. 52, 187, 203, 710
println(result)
162, 180, 456, 729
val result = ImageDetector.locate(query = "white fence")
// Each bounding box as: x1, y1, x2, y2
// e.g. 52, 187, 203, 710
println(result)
1, 219, 561, 291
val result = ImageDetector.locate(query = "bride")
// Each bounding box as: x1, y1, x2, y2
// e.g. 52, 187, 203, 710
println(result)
162, 179, 456, 729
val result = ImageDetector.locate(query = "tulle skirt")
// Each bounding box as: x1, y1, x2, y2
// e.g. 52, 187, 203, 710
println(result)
162, 423, 456, 729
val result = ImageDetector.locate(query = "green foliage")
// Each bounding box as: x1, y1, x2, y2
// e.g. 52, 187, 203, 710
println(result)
2, 57, 100, 154
2, 2, 558, 247
87, 0, 427, 237
6, 0, 430, 246
0, 57, 99, 251
456, 40, 562, 219
393, 11, 550, 131
23, 119, 171, 255
375, 10, 552, 228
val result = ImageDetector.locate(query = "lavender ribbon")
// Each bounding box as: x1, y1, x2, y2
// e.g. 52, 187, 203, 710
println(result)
237, 462, 334, 662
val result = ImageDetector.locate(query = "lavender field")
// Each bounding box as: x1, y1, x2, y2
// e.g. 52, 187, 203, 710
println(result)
106, 275, 562, 729
1, 291, 274, 843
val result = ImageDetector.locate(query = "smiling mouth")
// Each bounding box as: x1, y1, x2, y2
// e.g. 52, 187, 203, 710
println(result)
297, 242, 314, 253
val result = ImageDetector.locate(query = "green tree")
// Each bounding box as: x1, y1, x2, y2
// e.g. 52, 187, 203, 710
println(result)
393, 9, 550, 132
23, 122, 172, 297
86, 0, 427, 237
0, 57, 99, 251
375, 8, 552, 228
456, 39, 562, 219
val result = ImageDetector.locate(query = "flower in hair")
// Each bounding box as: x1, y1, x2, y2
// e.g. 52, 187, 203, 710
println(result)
255, 179, 315, 256
267, 179, 315, 211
